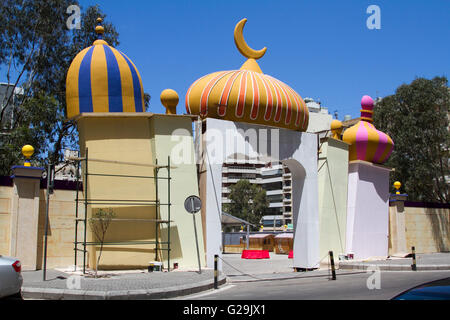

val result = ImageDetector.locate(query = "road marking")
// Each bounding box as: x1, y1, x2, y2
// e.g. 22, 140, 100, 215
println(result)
176, 284, 235, 300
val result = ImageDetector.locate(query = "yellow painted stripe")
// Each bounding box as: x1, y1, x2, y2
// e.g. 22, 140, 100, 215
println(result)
66, 47, 90, 118
110, 47, 135, 112
137, 70, 145, 111
378, 135, 394, 163
122, 53, 145, 112
364, 122, 379, 161
345, 122, 360, 161
90, 45, 109, 112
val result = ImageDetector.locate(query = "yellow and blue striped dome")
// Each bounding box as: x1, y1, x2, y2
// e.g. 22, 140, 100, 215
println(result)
66, 39, 145, 119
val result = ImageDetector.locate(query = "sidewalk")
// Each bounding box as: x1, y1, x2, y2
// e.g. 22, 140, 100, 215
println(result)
21, 268, 226, 300
338, 253, 450, 271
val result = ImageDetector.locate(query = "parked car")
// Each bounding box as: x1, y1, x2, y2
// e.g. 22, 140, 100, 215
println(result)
0, 255, 23, 299
392, 277, 450, 300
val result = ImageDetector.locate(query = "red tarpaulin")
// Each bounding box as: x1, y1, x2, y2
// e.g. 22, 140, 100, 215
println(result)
288, 250, 293, 259
241, 250, 270, 259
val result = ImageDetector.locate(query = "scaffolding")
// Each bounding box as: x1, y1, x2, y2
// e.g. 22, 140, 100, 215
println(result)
72, 148, 172, 274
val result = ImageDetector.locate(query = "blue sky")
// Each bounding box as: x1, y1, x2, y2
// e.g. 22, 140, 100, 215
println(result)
77, 0, 448, 118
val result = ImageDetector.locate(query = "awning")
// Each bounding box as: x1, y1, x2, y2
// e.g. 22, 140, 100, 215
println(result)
221, 212, 255, 226
274, 233, 293, 239
249, 233, 274, 239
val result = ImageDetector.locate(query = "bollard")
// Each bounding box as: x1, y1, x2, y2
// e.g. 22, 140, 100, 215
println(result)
329, 251, 336, 280
214, 254, 218, 289
411, 246, 417, 271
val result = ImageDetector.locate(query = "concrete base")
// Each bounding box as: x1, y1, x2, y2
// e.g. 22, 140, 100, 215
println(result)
346, 161, 392, 260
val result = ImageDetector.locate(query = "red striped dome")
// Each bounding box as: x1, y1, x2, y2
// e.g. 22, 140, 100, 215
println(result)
185, 59, 309, 131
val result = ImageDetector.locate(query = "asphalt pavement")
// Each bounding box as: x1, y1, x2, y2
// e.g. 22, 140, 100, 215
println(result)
183, 270, 450, 300
17, 252, 450, 300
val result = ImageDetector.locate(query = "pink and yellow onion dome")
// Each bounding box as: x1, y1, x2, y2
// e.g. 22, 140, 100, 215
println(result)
342, 95, 394, 164
185, 19, 309, 132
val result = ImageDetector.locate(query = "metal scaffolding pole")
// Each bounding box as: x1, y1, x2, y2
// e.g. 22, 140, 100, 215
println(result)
74, 156, 80, 271
83, 148, 89, 274
73, 150, 172, 273
167, 156, 171, 272
43, 163, 54, 281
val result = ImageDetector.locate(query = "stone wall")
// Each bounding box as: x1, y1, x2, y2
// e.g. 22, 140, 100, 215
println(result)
404, 203, 449, 253
0, 181, 13, 255
389, 199, 449, 255
0, 180, 82, 269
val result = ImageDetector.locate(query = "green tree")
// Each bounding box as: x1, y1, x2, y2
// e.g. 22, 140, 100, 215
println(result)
0, 1, 150, 175
373, 76, 449, 203
223, 179, 269, 230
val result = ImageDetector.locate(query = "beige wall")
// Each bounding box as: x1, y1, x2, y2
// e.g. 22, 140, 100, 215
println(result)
1, 113, 205, 271
0, 185, 12, 255
148, 115, 206, 269
76, 113, 205, 270
77, 115, 158, 269
0, 184, 82, 269
37, 188, 84, 269
318, 138, 349, 260
389, 201, 450, 255
404, 206, 449, 253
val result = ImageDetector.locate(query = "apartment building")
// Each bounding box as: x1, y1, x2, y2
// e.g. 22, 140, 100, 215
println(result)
221, 160, 293, 230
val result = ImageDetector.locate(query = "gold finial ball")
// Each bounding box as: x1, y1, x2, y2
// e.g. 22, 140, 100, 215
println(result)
22, 145, 34, 167
95, 18, 104, 35
331, 120, 343, 139
95, 25, 105, 35
393, 181, 402, 194
22, 145, 34, 158
160, 89, 179, 115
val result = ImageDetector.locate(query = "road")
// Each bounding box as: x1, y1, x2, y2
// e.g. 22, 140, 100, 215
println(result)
180, 270, 450, 300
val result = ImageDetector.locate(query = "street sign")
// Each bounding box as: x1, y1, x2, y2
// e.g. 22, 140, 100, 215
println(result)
184, 195, 202, 274
184, 195, 202, 214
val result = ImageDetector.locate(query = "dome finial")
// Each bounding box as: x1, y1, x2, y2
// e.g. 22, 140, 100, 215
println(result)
331, 120, 343, 140
22, 145, 34, 167
393, 181, 402, 194
95, 17, 105, 38
360, 95, 374, 123
161, 89, 179, 115
93, 17, 108, 45
234, 18, 267, 60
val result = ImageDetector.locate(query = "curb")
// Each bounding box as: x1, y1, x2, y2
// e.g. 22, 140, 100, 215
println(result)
338, 264, 450, 271
22, 275, 227, 300
226, 269, 370, 283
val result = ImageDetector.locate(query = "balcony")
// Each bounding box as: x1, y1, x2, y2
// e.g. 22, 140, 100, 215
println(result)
269, 202, 284, 208
261, 176, 283, 184
266, 189, 283, 196
223, 167, 258, 174
223, 178, 261, 184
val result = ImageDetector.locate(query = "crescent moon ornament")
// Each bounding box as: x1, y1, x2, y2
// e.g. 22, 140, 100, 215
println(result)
234, 18, 267, 60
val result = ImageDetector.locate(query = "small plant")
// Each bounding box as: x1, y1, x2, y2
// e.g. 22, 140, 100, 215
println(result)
88, 208, 115, 277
